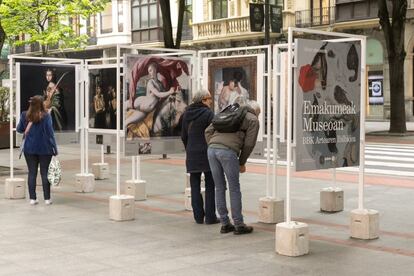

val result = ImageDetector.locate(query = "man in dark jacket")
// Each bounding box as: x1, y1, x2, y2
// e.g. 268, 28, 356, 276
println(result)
205, 99, 260, 235
181, 90, 219, 224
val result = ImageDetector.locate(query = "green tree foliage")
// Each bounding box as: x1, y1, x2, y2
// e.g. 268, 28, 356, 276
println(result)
0, 0, 108, 55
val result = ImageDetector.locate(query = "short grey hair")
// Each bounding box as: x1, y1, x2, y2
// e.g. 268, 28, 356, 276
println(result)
232, 95, 248, 106
248, 100, 261, 116
192, 89, 210, 104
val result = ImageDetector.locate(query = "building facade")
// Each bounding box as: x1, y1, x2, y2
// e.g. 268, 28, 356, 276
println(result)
12, 0, 414, 121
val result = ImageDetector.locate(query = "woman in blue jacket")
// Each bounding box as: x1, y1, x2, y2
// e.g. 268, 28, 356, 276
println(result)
17, 95, 58, 205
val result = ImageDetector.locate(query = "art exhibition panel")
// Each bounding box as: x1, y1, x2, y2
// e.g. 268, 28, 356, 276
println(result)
123, 54, 192, 156
202, 54, 265, 142
18, 63, 77, 132
88, 67, 122, 131
294, 39, 361, 171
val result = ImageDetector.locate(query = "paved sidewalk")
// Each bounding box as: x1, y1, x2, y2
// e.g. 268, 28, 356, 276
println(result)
0, 143, 413, 275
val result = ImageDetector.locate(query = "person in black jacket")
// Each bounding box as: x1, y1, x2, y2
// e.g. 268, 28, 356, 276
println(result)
181, 90, 219, 224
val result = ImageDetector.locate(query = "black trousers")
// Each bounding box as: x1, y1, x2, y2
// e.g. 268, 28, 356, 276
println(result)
190, 171, 216, 223
24, 154, 52, 200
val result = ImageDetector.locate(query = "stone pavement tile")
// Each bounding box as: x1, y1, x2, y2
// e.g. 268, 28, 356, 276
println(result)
262, 241, 414, 276
199, 253, 281, 275
81, 268, 137, 276
155, 267, 236, 276
96, 252, 161, 268
122, 258, 196, 275
148, 242, 209, 259
108, 233, 172, 250
18, 255, 113, 276
0, 246, 65, 263
173, 250, 241, 266
54, 240, 113, 254
74, 245, 139, 260
0, 264, 45, 276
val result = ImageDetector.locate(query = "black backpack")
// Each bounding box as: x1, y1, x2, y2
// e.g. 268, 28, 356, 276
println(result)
212, 103, 248, 133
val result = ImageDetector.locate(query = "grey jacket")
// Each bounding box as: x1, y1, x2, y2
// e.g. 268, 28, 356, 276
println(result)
205, 106, 259, 165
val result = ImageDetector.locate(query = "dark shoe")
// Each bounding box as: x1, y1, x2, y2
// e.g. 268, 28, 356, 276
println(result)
205, 218, 220, 225
220, 224, 235, 234
195, 219, 204, 224
234, 225, 254, 235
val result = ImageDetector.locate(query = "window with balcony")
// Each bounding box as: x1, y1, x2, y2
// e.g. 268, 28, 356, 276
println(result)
100, 3, 113, 34
182, 0, 193, 39
86, 15, 97, 44
131, 0, 161, 43
295, 0, 335, 27
335, 0, 378, 22
118, 1, 124, 32
311, 0, 333, 25
213, 0, 228, 19
87, 15, 97, 37
132, 0, 159, 30
69, 16, 81, 36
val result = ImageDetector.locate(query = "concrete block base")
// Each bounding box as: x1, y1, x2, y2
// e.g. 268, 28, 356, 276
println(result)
184, 187, 192, 211
350, 209, 379, 240
109, 195, 135, 221
75, 173, 95, 193
320, 187, 344, 212
276, 221, 309, 257
258, 197, 284, 223
91, 163, 109, 180
5, 178, 26, 199
125, 180, 146, 201
185, 173, 190, 189
184, 187, 205, 211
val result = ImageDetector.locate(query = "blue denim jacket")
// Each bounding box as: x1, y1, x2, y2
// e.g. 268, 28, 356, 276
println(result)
17, 112, 58, 156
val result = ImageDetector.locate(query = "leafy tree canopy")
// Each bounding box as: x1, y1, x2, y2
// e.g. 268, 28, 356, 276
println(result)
0, 0, 108, 54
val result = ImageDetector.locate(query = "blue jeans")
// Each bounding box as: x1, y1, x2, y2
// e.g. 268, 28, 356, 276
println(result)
24, 154, 52, 200
207, 147, 244, 226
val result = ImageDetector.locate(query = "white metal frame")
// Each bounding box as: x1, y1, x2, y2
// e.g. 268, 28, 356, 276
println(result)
271, 43, 292, 199
201, 54, 265, 142
8, 55, 83, 179
116, 45, 197, 196
85, 61, 121, 135
284, 27, 366, 223
198, 45, 272, 194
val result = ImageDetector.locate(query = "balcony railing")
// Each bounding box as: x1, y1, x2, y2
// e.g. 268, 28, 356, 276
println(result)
193, 16, 250, 40
295, 7, 335, 28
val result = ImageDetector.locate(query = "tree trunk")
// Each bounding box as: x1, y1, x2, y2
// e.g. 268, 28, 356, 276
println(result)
264, 0, 270, 44
175, 0, 185, 49
378, 0, 407, 134
159, 1, 175, 49
388, 54, 407, 133
0, 23, 5, 55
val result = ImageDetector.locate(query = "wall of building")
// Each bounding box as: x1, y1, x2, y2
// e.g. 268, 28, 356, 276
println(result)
96, 0, 131, 46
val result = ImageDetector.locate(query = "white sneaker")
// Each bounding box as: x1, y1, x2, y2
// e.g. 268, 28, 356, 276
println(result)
45, 200, 52, 205
30, 199, 38, 205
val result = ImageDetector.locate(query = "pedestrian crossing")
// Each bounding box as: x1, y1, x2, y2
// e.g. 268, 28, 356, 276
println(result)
258, 143, 414, 177
348, 143, 414, 177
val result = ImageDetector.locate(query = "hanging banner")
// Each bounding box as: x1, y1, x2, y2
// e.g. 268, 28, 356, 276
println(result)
295, 39, 361, 171
270, 5, 283, 33
249, 3, 264, 32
